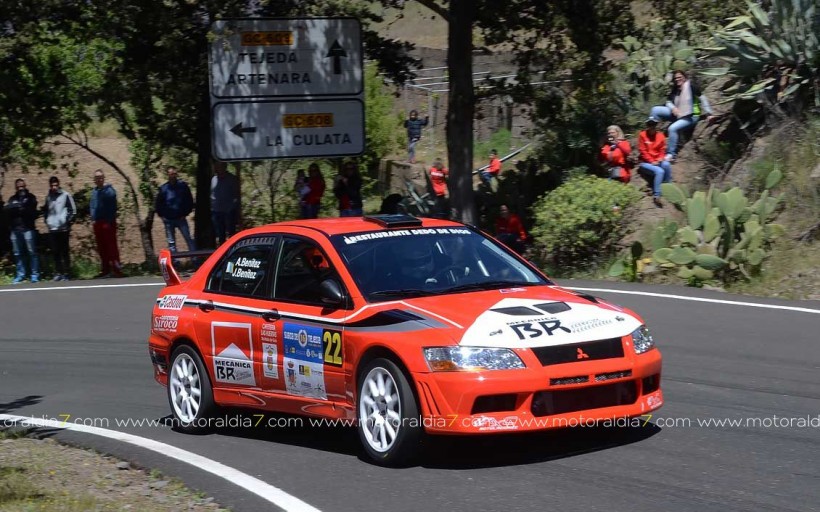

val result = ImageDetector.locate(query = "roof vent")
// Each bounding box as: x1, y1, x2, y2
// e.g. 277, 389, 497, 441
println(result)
363, 214, 423, 228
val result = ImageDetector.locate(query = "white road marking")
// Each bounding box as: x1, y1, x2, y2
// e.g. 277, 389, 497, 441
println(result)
568, 287, 820, 315
0, 282, 164, 293
0, 414, 321, 512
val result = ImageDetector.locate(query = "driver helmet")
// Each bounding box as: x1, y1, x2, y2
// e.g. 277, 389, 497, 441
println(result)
394, 240, 435, 281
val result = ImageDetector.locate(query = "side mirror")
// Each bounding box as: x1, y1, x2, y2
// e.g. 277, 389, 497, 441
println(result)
318, 278, 345, 306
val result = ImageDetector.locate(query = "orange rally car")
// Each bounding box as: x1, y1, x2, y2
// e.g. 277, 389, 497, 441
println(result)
149, 214, 662, 466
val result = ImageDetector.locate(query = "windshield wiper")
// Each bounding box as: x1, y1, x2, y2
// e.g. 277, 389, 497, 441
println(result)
368, 289, 434, 299
444, 281, 535, 294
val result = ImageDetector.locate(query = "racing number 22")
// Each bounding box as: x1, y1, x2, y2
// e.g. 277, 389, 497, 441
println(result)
323, 330, 343, 366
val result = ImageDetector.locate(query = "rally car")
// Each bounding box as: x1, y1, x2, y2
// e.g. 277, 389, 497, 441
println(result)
149, 214, 662, 465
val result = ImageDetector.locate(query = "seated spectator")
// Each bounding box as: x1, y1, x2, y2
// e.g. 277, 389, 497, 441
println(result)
599, 125, 633, 183
428, 158, 449, 218
495, 204, 527, 254
480, 149, 502, 191
638, 116, 673, 208
649, 66, 713, 162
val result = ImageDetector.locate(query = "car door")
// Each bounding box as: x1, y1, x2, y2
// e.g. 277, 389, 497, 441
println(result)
270, 235, 351, 404
193, 235, 280, 400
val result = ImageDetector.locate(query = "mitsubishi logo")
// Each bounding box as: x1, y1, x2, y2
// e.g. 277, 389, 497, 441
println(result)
576, 348, 590, 360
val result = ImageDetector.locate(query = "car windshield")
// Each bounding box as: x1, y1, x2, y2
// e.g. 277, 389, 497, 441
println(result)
330, 226, 550, 302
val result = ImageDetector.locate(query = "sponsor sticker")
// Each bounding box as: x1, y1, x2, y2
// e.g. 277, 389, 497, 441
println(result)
158, 294, 186, 310
262, 342, 278, 379
646, 394, 663, 409
342, 227, 471, 245
283, 323, 326, 399
211, 322, 256, 386
261, 323, 278, 344
471, 415, 520, 431
159, 257, 170, 282
152, 315, 178, 333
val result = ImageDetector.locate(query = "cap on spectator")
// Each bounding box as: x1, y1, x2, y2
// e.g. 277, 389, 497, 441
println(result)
646, 116, 659, 124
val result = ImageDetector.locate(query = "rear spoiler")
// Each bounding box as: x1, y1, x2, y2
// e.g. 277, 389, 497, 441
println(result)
158, 248, 215, 286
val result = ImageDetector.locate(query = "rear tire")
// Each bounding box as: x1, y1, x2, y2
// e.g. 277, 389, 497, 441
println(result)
357, 358, 422, 466
168, 345, 215, 433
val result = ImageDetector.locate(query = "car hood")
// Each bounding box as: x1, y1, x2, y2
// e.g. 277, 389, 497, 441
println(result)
399, 285, 642, 348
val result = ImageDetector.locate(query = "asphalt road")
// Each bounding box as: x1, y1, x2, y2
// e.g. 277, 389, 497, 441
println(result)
1, 278, 819, 512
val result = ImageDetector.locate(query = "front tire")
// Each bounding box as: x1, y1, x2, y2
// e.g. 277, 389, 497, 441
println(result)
168, 345, 215, 433
357, 358, 422, 466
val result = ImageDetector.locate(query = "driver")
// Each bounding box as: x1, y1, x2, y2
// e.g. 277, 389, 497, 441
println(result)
393, 240, 438, 286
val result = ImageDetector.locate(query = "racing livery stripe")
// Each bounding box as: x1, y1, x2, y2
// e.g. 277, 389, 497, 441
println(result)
158, 297, 457, 329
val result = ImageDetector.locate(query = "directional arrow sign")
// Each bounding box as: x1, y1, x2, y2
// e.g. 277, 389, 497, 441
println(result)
212, 99, 365, 161
210, 18, 363, 99
229, 122, 257, 138
326, 40, 347, 75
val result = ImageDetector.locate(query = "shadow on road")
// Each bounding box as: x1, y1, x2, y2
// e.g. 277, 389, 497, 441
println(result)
0, 395, 43, 414
158, 409, 661, 468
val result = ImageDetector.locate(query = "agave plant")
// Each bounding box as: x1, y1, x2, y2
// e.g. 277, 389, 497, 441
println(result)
701, 0, 819, 106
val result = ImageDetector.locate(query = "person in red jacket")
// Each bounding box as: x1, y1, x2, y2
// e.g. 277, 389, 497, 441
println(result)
637, 116, 673, 207
599, 125, 633, 183
304, 163, 325, 218
480, 149, 502, 191
428, 158, 449, 218
495, 204, 527, 254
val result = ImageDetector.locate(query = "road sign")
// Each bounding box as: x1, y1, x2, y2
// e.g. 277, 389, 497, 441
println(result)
211, 99, 365, 161
210, 18, 363, 99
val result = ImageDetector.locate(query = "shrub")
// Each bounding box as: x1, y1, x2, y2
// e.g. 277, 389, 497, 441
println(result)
531, 175, 641, 266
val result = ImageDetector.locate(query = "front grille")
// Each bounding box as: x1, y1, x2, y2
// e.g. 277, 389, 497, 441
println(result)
531, 337, 624, 366
550, 376, 589, 386
531, 381, 638, 417
595, 370, 632, 382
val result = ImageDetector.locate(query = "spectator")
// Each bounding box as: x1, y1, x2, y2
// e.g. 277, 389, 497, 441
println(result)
428, 158, 449, 218
638, 116, 673, 208
650, 66, 713, 162
495, 204, 527, 254
599, 125, 633, 183
43, 176, 76, 281
403, 110, 429, 163
305, 163, 325, 219
4, 178, 39, 283
90, 170, 123, 278
155, 166, 196, 253
333, 161, 363, 217
481, 149, 502, 191
294, 168, 311, 219
210, 162, 240, 245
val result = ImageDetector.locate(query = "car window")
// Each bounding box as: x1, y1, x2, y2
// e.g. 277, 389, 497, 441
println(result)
272, 236, 344, 306
331, 227, 549, 302
207, 237, 276, 298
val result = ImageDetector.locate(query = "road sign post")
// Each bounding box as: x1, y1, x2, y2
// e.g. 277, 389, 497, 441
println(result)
209, 18, 364, 161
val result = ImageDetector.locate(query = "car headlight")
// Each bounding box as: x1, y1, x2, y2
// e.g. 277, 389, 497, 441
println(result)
423, 346, 526, 371
631, 325, 656, 354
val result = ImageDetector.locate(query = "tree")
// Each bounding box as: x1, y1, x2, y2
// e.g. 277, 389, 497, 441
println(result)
1, 0, 418, 257
392, 0, 636, 222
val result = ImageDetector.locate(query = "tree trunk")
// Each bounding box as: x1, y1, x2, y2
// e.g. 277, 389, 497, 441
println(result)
140, 208, 156, 267
195, 88, 214, 249
446, 0, 477, 224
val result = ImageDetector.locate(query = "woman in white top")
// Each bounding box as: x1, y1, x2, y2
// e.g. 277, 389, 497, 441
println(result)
649, 69, 712, 162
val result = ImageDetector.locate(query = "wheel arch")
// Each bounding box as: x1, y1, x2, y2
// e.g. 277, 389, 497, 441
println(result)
355, 345, 420, 405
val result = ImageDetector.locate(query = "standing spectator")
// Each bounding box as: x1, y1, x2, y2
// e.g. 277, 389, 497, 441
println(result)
480, 149, 502, 191
294, 168, 311, 219
428, 158, 449, 218
649, 67, 713, 162
43, 176, 76, 281
638, 116, 673, 208
4, 178, 39, 283
599, 125, 633, 183
333, 161, 363, 217
90, 170, 123, 278
155, 166, 196, 253
305, 163, 325, 219
404, 110, 429, 163
494, 204, 527, 255
210, 162, 240, 246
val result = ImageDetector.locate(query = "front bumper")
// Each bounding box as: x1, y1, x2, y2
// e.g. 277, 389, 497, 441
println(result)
414, 348, 663, 434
